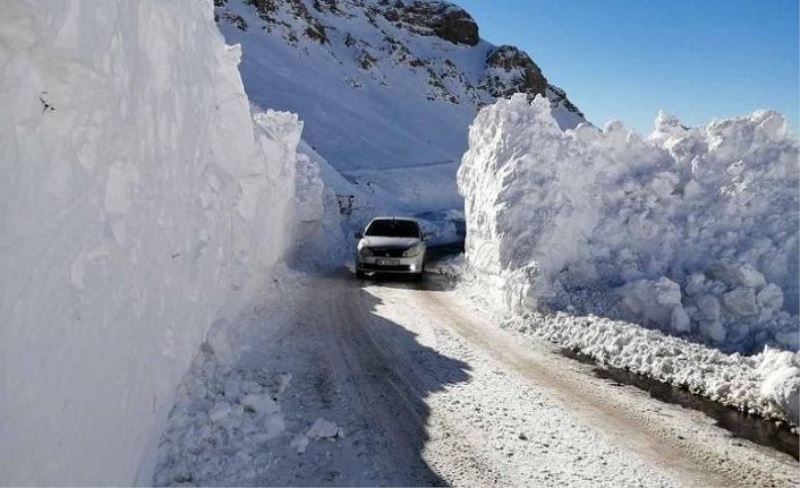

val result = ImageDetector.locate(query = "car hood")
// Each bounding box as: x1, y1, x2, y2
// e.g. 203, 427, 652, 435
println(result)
361, 236, 421, 248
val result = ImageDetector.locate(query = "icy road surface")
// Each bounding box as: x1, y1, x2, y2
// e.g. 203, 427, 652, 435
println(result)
155, 269, 799, 486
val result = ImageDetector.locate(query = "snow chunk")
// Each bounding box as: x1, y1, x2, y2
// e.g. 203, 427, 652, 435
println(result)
306, 418, 344, 441
710, 263, 766, 289
620, 278, 687, 333
290, 434, 310, 454
670, 307, 691, 334
756, 349, 800, 423
722, 287, 758, 316
241, 393, 280, 415
209, 402, 232, 423
757, 284, 784, 314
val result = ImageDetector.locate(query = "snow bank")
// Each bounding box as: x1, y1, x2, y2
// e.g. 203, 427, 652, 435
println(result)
0, 1, 305, 484
458, 94, 799, 353
445, 262, 800, 425
508, 309, 800, 425
288, 141, 351, 269
154, 344, 290, 485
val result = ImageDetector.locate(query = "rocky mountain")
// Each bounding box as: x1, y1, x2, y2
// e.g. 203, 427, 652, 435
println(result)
214, 0, 584, 211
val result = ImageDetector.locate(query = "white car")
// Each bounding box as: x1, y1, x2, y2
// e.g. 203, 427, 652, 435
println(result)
355, 217, 426, 280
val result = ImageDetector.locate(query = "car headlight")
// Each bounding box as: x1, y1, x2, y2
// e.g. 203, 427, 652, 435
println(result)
358, 246, 373, 257
403, 243, 424, 257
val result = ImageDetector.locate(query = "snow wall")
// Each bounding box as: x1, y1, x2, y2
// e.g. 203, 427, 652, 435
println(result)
0, 1, 310, 484
458, 94, 799, 354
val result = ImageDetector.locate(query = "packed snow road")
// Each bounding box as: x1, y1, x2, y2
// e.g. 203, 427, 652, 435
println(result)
155, 267, 798, 487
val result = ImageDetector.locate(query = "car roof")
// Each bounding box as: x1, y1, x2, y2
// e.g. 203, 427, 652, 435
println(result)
368, 216, 420, 224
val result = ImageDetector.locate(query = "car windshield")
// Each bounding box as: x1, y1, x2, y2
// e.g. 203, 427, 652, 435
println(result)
365, 219, 420, 238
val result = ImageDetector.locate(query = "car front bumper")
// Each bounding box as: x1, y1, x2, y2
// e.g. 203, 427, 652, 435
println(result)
356, 253, 425, 274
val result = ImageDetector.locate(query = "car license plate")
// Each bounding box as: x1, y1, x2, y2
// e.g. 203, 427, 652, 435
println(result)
377, 258, 400, 266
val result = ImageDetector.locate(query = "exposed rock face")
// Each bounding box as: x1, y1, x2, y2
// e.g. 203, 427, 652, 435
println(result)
548, 84, 583, 116
437, 8, 479, 45
253, 0, 328, 43
387, 1, 479, 46
253, 0, 276, 14
484, 45, 548, 98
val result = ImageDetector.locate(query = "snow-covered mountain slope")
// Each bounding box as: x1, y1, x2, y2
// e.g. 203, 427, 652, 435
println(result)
0, 1, 313, 484
214, 0, 584, 211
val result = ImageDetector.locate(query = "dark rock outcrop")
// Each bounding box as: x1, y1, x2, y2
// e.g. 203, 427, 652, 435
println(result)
253, 0, 277, 15
253, 0, 328, 43
389, 1, 479, 46
484, 45, 548, 98
435, 6, 479, 45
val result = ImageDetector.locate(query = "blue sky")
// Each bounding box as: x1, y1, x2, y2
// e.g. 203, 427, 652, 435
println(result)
454, 0, 799, 134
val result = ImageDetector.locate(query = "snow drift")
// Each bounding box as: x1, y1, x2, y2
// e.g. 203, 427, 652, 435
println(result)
0, 1, 308, 484
459, 94, 799, 354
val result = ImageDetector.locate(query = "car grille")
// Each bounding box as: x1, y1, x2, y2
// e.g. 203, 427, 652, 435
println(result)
369, 247, 406, 258
361, 263, 411, 271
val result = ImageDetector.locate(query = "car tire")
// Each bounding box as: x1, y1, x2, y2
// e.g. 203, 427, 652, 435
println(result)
356, 270, 366, 279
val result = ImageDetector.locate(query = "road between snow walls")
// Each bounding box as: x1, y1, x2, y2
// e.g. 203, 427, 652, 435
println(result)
156, 107, 799, 485
153, 264, 798, 486
2, 1, 798, 486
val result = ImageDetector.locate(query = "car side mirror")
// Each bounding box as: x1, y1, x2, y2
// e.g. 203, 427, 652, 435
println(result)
422, 233, 430, 241
354, 231, 362, 239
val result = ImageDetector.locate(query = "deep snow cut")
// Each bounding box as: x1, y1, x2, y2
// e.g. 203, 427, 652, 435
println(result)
0, 0, 320, 484
458, 94, 799, 354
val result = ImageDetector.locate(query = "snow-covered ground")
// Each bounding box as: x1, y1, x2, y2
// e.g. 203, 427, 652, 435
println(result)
0, 1, 315, 483
153, 267, 799, 486
456, 94, 800, 425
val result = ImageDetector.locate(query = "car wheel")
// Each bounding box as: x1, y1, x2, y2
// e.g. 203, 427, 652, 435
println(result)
356, 270, 366, 279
